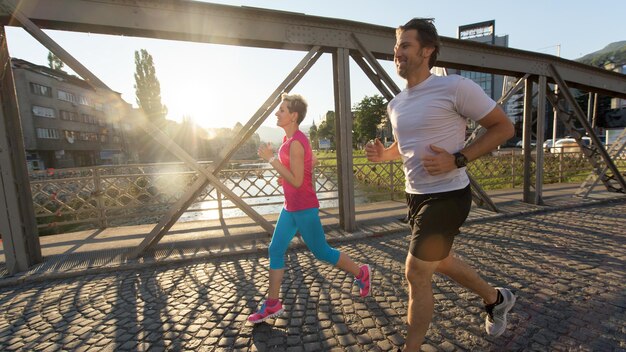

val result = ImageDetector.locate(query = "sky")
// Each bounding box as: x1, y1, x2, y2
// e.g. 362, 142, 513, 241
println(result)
4, 0, 625, 130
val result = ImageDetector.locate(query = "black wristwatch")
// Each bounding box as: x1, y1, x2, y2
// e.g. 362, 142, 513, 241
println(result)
453, 152, 468, 168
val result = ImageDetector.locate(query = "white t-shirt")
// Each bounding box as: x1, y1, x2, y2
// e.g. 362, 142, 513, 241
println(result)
388, 74, 496, 194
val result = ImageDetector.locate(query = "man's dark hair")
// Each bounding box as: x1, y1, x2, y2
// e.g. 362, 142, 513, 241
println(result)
396, 18, 440, 69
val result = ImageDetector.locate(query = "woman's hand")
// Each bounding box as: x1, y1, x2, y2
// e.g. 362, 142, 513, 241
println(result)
258, 142, 275, 162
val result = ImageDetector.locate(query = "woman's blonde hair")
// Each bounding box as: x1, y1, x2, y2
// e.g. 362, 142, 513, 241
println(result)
281, 93, 308, 124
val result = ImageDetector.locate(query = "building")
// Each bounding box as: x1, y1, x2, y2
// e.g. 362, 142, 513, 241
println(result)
599, 58, 626, 128
11, 58, 134, 170
448, 20, 509, 101
604, 61, 626, 110
446, 20, 524, 134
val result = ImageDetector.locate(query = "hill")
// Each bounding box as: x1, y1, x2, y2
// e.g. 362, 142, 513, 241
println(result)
576, 40, 626, 67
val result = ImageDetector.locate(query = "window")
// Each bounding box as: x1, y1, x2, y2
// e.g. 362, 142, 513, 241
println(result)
30, 82, 52, 97
81, 113, 98, 124
60, 110, 79, 122
58, 90, 78, 104
32, 105, 55, 118
36, 128, 60, 139
78, 132, 98, 142
79, 95, 91, 106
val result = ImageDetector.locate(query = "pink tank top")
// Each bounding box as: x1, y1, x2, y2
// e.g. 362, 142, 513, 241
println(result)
279, 130, 319, 211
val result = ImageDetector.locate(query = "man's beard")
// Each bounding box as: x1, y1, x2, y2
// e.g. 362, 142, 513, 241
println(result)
397, 65, 408, 79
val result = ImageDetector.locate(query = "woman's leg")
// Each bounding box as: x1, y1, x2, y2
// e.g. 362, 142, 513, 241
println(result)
293, 208, 340, 265
248, 209, 297, 323
295, 208, 366, 276
335, 252, 360, 277
267, 268, 285, 299
293, 208, 371, 296
267, 209, 298, 297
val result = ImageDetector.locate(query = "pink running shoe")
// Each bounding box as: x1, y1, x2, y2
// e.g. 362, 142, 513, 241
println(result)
354, 264, 371, 297
248, 300, 284, 324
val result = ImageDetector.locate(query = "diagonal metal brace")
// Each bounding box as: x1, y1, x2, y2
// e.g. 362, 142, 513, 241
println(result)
1, 0, 276, 255
547, 64, 626, 193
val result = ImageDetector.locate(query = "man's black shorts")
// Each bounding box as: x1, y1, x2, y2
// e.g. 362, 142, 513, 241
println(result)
405, 184, 471, 262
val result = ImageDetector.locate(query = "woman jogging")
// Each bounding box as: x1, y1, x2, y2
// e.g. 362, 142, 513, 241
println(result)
248, 93, 371, 324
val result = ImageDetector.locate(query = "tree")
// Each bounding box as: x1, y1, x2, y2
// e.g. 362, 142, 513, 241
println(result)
47, 52, 64, 71
352, 95, 387, 148
133, 49, 170, 162
317, 111, 336, 149
134, 49, 168, 123
309, 121, 318, 150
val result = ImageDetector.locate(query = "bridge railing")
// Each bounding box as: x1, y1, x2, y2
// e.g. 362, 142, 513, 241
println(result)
29, 151, 625, 235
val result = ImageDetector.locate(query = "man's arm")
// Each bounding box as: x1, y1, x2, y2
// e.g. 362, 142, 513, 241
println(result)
423, 106, 514, 175
461, 105, 514, 162
365, 139, 401, 162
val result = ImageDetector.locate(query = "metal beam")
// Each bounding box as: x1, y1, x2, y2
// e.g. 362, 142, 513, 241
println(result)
522, 78, 534, 203
0, 0, 624, 98
128, 47, 324, 257
213, 47, 322, 172
498, 74, 530, 106
350, 33, 400, 95
576, 128, 626, 197
535, 75, 546, 205
1, 2, 277, 257
465, 74, 530, 146
0, 26, 41, 273
333, 47, 355, 232
351, 53, 395, 101
547, 64, 626, 192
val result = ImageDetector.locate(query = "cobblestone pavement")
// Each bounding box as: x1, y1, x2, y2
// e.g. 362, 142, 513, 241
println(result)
0, 200, 625, 351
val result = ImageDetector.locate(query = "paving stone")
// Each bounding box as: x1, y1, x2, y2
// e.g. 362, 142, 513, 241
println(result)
337, 334, 358, 347
0, 200, 625, 351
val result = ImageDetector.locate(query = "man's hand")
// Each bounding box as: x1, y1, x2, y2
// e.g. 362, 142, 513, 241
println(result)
365, 138, 385, 162
422, 145, 456, 175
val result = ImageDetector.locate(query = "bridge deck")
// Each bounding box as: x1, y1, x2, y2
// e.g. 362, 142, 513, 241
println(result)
0, 182, 625, 350
1, 182, 624, 286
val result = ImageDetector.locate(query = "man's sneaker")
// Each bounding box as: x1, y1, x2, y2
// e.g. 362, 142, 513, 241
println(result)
485, 287, 516, 337
354, 264, 371, 297
248, 300, 284, 324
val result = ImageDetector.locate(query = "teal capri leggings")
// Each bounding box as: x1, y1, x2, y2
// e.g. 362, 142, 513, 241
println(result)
268, 207, 340, 270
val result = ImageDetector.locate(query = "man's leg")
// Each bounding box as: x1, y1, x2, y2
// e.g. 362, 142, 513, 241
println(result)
403, 253, 440, 351
436, 250, 516, 337
435, 250, 498, 304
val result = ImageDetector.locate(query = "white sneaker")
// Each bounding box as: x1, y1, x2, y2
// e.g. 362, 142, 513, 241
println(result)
485, 287, 516, 337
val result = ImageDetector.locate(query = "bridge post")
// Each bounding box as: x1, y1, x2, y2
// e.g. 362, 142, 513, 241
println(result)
0, 26, 42, 274
522, 78, 534, 203
534, 75, 547, 204
332, 48, 356, 232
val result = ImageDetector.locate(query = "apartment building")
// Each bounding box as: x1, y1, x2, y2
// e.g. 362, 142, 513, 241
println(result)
445, 20, 528, 143
11, 58, 134, 170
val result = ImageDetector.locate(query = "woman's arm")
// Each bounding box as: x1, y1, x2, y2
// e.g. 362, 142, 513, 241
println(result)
264, 141, 305, 188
